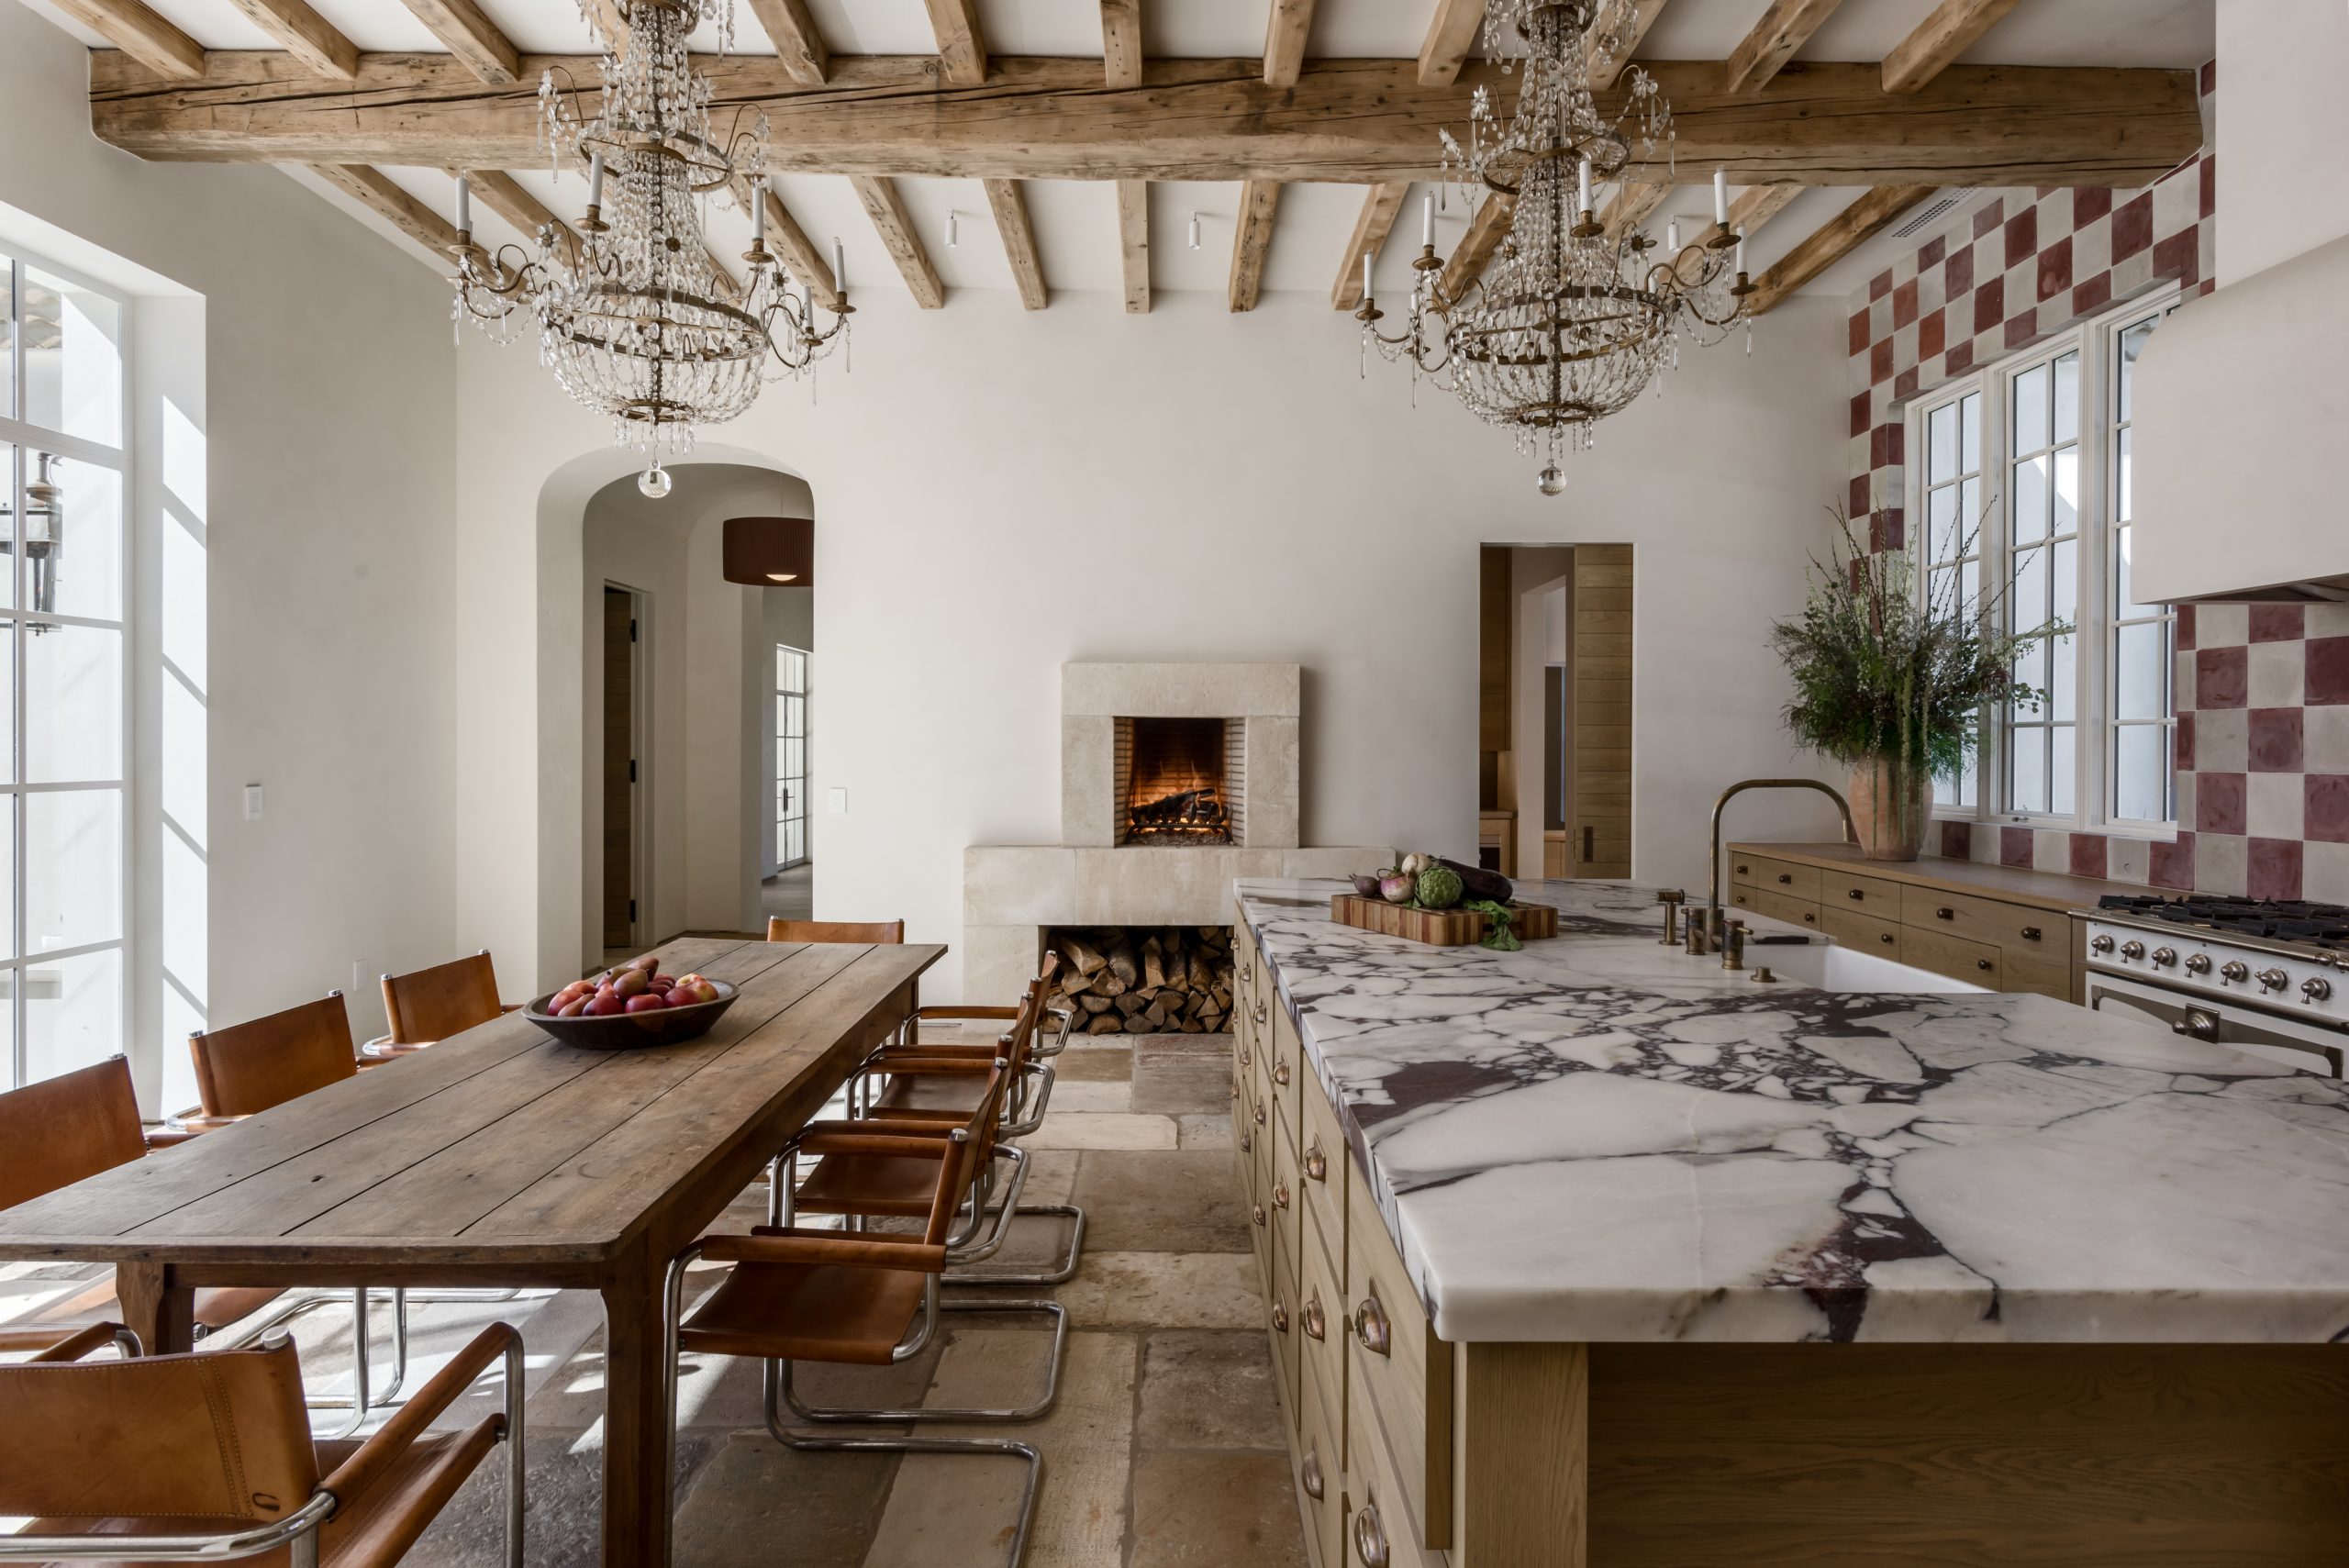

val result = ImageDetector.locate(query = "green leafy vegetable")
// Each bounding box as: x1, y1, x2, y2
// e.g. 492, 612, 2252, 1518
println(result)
1465, 898, 1521, 951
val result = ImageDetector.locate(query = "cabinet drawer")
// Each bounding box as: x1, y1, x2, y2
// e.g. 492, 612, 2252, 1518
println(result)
1900, 884, 2060, 955
1271, 1001, 1304, 1156
1299, 1198, 1345, 1450
1903, 923, 2000, 986
1299, 1069, 1348, 1291
1822, 867, 1906, 917
1731, 854, 1822, 901
1297, 1347, 1342, 1568
1731, 884, 1821, 931
1345, 1170, 1453, 1551
1820, 905, 1901, 958
1345, 1350, 1437, 1568
1272, 1095, 1301, 1290
1269, 1195, 1300, 1418
2001, 940, 2070, 999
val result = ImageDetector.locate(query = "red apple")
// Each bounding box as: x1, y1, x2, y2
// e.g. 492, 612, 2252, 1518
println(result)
624, 991, 669, 1014
680, 980, 720, 1005
584, 995, 627, 1017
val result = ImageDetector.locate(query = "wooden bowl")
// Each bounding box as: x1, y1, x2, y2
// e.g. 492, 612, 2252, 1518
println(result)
520, 980, 739, 1051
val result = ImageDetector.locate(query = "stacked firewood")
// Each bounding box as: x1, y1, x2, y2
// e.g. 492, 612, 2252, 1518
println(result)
1045, 927, 1234, 1035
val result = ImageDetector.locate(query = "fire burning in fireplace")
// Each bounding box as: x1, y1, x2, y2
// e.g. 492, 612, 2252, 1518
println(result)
1119, 717, 1237, 845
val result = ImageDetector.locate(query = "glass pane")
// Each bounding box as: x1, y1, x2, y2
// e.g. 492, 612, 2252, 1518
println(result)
775, 646, 789, 687
22, 946, 123, 1085
2115, 523, 2136, 608
0, 439, 14, 614
1961, 393, 1981, 474
2116, 619, 2169, 720
0, 795, 14, 960
2013, 363, 2050, 452
27, 788, 122, 951
2053, 537, 2077, 622
1960, 560, 1980, 624
2053, 351, 2079, 445
785, 695, 804, 738
2052, 631, 2077, 723
30, 454, 122, 624
2119, 317, 2156, 421
1930, 402, 1958, 484
2115, 724, 2170, 822
2013, 454, 2050, 544
2052, 447, 2078, 539
1928, 485, 1957, 563
785, 820, 804, 862
785, 738, 804, 779
0, 256, 14, 422
2051, 725, 2076, 816
2115, 427, 2132, 523
0, 624, 13, 786
22, 268, 123, 448
2009, 726, 2047, 815
1960, 477, 1982, 551
2012, 544, 2050, 632
26, 622, 121, 783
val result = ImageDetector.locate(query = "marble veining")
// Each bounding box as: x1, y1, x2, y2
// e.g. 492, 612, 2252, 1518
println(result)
1237, 876, 2349, 1345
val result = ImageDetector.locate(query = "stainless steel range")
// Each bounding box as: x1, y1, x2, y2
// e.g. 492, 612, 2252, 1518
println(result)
2074, 895, 2349, 1077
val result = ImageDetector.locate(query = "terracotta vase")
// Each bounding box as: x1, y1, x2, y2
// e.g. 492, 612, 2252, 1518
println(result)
1848, 754, 1928, 862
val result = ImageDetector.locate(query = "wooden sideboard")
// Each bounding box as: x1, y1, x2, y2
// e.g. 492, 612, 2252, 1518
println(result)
1725, 840, 2143, 1003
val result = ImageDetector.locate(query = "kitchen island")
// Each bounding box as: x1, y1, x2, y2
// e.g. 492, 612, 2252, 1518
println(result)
1229, 875, 2349, 1568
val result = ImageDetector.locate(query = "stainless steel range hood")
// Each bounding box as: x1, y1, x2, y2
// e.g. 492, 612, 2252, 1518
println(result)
2132, 233, 2349, 605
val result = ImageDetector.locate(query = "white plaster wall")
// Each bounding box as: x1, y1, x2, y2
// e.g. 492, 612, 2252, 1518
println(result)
460, 288, 1851, 1002
1, 4, 456, 1106
2215, 0, 2349, 284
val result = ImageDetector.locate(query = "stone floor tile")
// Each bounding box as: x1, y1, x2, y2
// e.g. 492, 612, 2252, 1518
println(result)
1136, 1331, 1286, 1452
1130, 1451, 1308, 1568
1176, 1112, 1233, 1149
1071, 1149, 1251, 1253
1051, 1045, 1135, 1083
1053, 1252, 1264, 1330
674, 1430, 894, 1568
1019, 1112, 1178, 1151
1132, 1054, 1240, 1116
403, 1430, 716, 1568
1041, 1078, 1131, 1113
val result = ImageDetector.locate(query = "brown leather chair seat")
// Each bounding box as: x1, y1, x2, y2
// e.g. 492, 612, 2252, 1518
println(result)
678, 1228, 930, 1365
792, 1146, 950, 1218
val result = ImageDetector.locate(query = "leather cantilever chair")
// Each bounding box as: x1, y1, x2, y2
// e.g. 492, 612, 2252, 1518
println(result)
0, 1320, 525, 1567
666, 1060, 1063, 1567
364, 951, 514, 1061
767, 917, 905, 945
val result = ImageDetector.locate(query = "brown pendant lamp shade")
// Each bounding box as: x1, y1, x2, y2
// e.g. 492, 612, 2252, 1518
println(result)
722, 516, 814, 587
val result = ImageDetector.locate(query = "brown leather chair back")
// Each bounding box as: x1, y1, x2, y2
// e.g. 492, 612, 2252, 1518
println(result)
190, 992, 358, 1118
919, 1061, 1012, 1247
381, 951, 503, 1046
768, 918, 906, 944
0, 1055, 147, 1214
0, 1338, 319, 1522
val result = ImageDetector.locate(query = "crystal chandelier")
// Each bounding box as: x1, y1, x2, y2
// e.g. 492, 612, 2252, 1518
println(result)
450, 0, 851, 496
1359, 0, 1754, 495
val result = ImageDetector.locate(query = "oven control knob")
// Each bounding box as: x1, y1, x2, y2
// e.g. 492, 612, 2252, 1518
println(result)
2221, 961, 2250, 984
2256, 967, 2290, 994
2150, 947, 2177, 968
2089, 935, 2116, 955
2120, 940, 2146, 962
2185, 953, 2213, 975
2303, 976, 2334, 1003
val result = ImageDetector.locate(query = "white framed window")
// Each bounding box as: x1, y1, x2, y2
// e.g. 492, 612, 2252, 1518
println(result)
0, 245, 132, 1091
1909, 289, 2180, 834
774, 644, 807, 869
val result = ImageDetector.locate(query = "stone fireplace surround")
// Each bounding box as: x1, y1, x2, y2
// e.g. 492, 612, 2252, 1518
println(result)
962, 662, 1387, 1006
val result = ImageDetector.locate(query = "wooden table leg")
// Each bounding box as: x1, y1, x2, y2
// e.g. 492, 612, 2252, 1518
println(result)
601, 1251, 672, 1567
117, 1262, 195, 1355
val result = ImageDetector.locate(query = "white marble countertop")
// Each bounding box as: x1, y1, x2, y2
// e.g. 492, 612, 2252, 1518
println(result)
1236, 875, 2349, 1345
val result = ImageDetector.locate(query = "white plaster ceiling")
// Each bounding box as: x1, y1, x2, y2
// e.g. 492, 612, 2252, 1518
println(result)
42, 0, 2218, 306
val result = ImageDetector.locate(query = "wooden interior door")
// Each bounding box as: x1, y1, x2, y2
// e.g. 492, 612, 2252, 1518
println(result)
602, 587, 637, 949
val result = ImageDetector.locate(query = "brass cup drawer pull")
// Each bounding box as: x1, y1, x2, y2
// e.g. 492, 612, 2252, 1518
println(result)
1229, 1083, 1239, 1100
1302, 1290, 1326, 1340
2020, 926, 2043, 940
1252, 1203, 1266, 1228
1253, 1104, 1266, 1128
1273, 1182, 1291, 1211
1301, 1445, 1325, 1501
1354, 1501, 1389, 1568
1272, 1297, 1289, 1334
1238, 1045, 1251, 1066
1354, 1295, 1392, 1357
1304, 1143, 1328, 1182
1241, 965, 1252, 985
1239, 1130, 1252, 1154
1275, 1059, 1292, 1086
1935, 906, 1955, 920
1253, 1004, 1268, 1026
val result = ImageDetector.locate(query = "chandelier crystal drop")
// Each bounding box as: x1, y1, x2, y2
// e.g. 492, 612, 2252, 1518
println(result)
449, 0, 852, 493
1356, 0, 1756, 494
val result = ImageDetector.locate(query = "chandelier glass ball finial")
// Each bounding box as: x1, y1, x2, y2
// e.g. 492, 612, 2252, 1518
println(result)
639, 461, 673, 499
1536, 464, 1567, 496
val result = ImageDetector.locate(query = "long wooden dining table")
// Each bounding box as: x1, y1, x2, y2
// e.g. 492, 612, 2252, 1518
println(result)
0, 934, 941, 1568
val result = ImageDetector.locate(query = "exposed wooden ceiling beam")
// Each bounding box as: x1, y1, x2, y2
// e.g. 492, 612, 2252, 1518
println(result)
1438, 191, 1513, 305
1100, 0, 1142, 89
48, 0, 204, 80
1883, 0, 2023, 95
1331, 181, 1410, 310
398, 0, 519, 84
88, 55, 2203, 190
747, 0, 829, 86
984, 178, 1047, 309
1229, 178, 1280, 312
454, 167, 572, 250
921, 0, 987, 87
223, 0, 358, 79
848, 174, 943, 308
1722, 0, 1843, 95
1416, 0, 1483, 87
1264, 0, 1316, 88
1117, 179, 1150, 314
1602, 179, 1672, 239
1747, 183, 1933, 314
1586, 0, 1671, 93
582, 0, 627, 54
311, 164, 458, 255
1727, 182, 1800, 238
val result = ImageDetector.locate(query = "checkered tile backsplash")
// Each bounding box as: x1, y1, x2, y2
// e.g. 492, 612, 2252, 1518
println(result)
1835, 62, 2348, 902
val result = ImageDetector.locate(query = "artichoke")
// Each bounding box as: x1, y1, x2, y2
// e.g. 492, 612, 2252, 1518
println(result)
1415, 864, 1464, 910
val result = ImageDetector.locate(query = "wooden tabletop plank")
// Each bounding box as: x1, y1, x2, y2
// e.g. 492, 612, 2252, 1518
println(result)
295, 942, 866, 1240
467, 944, 938, 1245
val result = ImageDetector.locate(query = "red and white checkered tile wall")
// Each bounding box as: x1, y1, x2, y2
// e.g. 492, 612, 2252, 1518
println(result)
1838, 63, 2349, 904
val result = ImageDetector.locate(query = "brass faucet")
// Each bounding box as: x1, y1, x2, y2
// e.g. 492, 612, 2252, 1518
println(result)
1720, 918, 1746, 972
1704, 778, 1859, 952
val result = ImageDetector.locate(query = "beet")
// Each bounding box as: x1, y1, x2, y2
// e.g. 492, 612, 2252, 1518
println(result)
1437, 857, 1513, 904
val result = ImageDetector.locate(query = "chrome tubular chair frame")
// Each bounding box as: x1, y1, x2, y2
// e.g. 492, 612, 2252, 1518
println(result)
209, 1285, 409, 1440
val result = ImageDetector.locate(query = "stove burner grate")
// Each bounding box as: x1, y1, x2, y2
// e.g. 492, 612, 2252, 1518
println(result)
2095, 894, 2349, 950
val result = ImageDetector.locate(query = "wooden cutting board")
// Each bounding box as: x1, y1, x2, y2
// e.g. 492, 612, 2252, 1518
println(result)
1330, 894, 1559, 946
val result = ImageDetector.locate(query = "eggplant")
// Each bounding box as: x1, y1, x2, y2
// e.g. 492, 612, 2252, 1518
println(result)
1437, 856, 1513, 905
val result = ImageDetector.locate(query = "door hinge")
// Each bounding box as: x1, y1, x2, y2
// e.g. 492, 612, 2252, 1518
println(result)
629, 898, 637, 922
629, 617, 639, 642
629, 759, 638, 784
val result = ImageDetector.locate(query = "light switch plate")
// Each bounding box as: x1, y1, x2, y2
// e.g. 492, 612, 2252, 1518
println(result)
828, 787, 848, 814
244, 784, 264, 821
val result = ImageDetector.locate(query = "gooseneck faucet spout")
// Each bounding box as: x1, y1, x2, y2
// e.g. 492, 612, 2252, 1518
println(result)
1704, 779, 1859, 951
